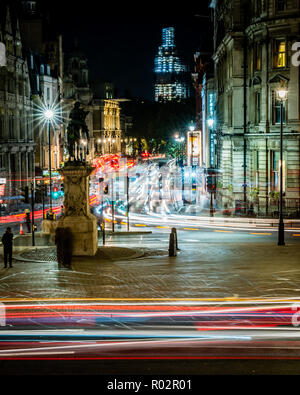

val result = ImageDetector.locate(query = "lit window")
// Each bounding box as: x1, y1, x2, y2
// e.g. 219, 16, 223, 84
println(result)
273, 40, 286, 68
254, 43, 262, 71
271, 151, 280, 191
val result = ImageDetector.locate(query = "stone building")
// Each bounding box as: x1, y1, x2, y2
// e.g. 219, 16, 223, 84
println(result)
64, 43, 122, 159
0, 3, 35, 205
19, 1, 64, 175
210, 0, 300, 215
92, 98, 122, 156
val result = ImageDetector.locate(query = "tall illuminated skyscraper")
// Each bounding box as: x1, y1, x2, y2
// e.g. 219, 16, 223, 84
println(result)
154, 27, 189, 102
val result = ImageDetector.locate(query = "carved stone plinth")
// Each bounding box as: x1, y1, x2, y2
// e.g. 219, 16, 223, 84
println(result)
56, 161, 98, 256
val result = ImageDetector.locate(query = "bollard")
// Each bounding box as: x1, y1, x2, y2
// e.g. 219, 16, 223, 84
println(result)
55, 227, 73, 269
169, 231, 177, 257
102, 222, 106, 246
171, 227, 180, 251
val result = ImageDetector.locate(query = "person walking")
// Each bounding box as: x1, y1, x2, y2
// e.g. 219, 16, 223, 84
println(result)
2, 227, 13, 268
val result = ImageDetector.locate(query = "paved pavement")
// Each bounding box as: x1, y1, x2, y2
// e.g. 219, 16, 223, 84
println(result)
0, 230, 299, 301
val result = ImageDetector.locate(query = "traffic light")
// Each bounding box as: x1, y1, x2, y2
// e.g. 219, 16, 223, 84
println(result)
103, 185, 109, 195
206, 170, 217, 193
52, 187, 59, 199
24, 186, 29, 203
61, 183, 64, 193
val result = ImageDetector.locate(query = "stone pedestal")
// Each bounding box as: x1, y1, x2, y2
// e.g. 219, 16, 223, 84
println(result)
44, 161, 98, 256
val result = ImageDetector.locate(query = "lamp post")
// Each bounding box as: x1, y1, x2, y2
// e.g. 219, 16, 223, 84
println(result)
276, 86, 288, 246
174, 133, 185, 207
126, 167, 130, 232
44, 109, 54, 214
189, 124, 196, 205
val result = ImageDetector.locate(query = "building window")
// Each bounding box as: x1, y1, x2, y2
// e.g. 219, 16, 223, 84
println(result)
254, 43, 262, 71
18, 81, 23, 96
276, 0, 287, 12
36, 75, 40, 92
8, 74, 15, 93
47, 87, 50, 102
255, 91, 261, 125
271, 151, 280, 191
272, 91, 286, 125
273, 39, 286, 68
255, 0, 262, 16
255, 151, 259, 188
19, 113, 24, 139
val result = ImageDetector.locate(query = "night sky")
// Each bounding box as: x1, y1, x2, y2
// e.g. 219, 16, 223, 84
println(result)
46, 1, 212, 100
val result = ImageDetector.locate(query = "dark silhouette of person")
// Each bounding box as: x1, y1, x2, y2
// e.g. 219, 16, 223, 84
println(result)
2, 227, 13, 268
25, 212, 31, 233
55, 227, 73, 269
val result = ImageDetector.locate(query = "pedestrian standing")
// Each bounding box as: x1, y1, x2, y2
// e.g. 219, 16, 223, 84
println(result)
2, 227, 13, 268
25, 211, 31, 233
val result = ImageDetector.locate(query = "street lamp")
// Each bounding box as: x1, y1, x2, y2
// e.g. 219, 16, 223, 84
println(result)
276, 86, 288, 246
44, 108, 55, 214
188, 123, 197, 205
207, 118, 214, 128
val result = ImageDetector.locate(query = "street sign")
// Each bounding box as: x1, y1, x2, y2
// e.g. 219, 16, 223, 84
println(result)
187, 131, 201, 167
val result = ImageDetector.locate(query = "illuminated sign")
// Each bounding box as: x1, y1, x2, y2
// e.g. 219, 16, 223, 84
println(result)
208, 93, 215, 118
210, 132, 215, 167
187, 131, 201, 166
0, 178, 6, 184
208, 92, 216, 167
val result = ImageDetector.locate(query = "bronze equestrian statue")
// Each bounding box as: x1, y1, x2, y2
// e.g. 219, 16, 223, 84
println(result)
67, 102, 90, 161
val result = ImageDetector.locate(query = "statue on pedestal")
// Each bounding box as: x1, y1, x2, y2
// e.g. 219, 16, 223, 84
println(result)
67, 102, 90, 161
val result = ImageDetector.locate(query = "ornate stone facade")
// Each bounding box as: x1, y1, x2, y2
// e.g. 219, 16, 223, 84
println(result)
43, 162, 98, 256
211, 0, 300, 215
0, 4, 35, 203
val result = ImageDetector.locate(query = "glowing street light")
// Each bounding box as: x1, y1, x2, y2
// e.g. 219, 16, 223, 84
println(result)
207, 118, 214, 128
276, 85, 288, 246
44, 109, 55, 120
276, 87, 288, 101
41, 107, 57, 214
33, 97, 65, 217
